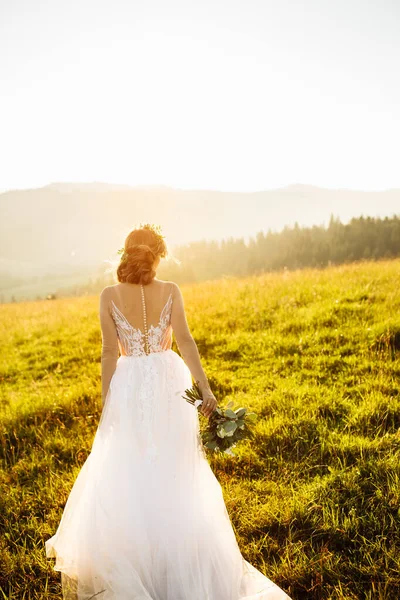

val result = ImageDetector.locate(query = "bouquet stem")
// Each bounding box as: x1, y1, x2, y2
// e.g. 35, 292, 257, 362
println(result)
182, 382, 257, 454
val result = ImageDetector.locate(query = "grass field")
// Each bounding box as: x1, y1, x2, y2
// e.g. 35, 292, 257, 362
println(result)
1, 259, 400, 599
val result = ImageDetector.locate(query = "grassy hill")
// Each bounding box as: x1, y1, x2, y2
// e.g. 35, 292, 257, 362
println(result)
1, 259, 399, 599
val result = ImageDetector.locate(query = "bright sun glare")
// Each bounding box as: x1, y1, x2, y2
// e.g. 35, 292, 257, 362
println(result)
0, 2, 399, 192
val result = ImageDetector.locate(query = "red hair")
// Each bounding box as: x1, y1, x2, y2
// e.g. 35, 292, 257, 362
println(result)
117, 224, 168, 285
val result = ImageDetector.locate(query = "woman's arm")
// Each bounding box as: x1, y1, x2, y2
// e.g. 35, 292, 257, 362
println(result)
99, 287, 119, 407
170, 282, 217, 417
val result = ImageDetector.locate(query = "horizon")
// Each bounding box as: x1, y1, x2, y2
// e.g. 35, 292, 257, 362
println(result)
1, 180, 400, 197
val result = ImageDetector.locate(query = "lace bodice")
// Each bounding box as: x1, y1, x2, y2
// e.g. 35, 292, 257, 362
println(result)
99, 280, 212, 406
110, 292, 173, 357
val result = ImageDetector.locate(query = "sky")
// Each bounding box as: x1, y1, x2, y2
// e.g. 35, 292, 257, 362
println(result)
1, 0, 399, 194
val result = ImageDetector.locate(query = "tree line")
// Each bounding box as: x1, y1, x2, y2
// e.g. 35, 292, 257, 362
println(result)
45, 214, 400, 298
156, 214, 400, 284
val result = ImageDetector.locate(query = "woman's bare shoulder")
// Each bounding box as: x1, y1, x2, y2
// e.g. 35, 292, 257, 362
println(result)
155, 278, 179, 292
99, 283, 119, 295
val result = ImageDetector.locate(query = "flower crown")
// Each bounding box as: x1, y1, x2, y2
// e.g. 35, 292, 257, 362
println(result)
117, 223, 166, 257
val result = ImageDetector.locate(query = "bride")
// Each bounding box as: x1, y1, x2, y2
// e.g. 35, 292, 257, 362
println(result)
45, 224, 291, 600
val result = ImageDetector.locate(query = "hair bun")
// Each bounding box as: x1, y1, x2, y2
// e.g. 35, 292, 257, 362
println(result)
125, 244, 156, 262
117, 223, 168, 285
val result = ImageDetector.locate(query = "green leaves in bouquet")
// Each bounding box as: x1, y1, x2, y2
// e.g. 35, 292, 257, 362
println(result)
182, 383, 257, 454
203, 401, 258, 453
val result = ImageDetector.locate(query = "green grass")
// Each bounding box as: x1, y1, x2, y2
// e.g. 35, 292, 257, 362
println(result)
1, 259, 400, 599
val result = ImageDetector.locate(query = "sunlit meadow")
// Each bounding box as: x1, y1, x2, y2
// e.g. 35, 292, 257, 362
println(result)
1, 259, 399, 599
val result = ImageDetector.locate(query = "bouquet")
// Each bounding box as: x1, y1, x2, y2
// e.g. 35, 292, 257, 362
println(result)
182, 381, 257, 455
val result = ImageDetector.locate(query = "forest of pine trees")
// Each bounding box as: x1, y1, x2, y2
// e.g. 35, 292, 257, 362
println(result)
156, 214, 400, 284
39, 214, 400, 299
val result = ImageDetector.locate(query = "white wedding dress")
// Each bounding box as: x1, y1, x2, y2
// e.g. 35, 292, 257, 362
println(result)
45, 281, 291, 600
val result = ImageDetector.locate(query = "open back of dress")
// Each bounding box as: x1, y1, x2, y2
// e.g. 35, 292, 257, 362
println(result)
109, 282, 174, 356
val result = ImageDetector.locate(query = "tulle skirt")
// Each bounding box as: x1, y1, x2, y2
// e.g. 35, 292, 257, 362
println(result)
45, 349, 291, 600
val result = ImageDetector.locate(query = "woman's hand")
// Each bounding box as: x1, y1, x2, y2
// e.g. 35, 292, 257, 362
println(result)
200, 391, 217, 418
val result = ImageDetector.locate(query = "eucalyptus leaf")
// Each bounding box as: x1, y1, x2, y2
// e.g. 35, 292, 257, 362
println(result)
205, 440, 218, 450
217, 426, 226, 438
224, 408, 237, 419
235, 408, 247, 418
223, 421, 237, 436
